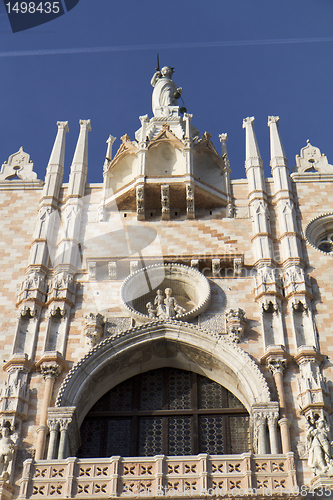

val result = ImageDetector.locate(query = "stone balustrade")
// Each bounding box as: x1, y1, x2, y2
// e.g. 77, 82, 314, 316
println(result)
19, 453, 297, 499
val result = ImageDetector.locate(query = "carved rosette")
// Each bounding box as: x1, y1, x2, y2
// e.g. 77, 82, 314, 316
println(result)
84, 313, 105, 347
225, 308, 246, 343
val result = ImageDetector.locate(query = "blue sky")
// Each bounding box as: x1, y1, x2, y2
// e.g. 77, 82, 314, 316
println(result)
0, 0, 333, 183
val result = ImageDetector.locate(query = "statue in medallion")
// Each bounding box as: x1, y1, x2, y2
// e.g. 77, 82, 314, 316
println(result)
147, 288, 186, 318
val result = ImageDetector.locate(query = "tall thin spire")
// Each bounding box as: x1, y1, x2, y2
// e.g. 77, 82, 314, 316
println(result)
242, 116, 262, 168
68, 119, 91, 197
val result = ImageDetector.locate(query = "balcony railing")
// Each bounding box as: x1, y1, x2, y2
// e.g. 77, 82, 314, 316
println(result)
19, 453, 297, 499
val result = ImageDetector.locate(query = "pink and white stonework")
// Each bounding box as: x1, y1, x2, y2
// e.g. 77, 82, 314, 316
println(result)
1, 70, 333, 499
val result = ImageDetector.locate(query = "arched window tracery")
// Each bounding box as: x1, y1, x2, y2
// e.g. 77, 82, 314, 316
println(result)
78, 368, 250, 458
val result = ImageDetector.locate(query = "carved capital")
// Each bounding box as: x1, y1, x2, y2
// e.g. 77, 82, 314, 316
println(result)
79, 119, 91, 131
267, 411, 279, 427
57, 121, 69, 132
139, 114, 149, 125
219, 133, 228, 143
47, 418, 59, 432
242, 116, 255, 128
40, 363, 61, 380
58, 418, 71, 431
267, 116, 279, 126
268, 358, 287, 376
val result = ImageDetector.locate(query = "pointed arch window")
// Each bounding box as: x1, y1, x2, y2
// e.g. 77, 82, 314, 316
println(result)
78, 368, 250, 458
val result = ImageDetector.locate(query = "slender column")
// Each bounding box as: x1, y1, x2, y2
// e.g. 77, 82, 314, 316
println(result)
47, 419, 59, 459
35, 363, 61, 460
267, 412, 279, 454
278, 418, 291, 454
267, 355, 291, 453
137, 114, 149, 177
256, 414, 268, 454
58, 418, 71, 459
67, 119, 91, 198
42, 121, 69, 203
268, 357, 287, 414
219, 133, 233, 217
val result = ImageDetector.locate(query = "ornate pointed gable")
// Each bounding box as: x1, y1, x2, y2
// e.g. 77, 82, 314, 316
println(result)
148, 123, 184, 152
108, 134, 138, 172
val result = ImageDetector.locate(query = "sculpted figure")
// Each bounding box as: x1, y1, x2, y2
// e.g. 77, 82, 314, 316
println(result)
307, 418, 333, 475
154, 289, 166, 318
0, 426, 17, 481
164, 288, 186, 318
151, 66, 182, 116
146, 302, 156, 319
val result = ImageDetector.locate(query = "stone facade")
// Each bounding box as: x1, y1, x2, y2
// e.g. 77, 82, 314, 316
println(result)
1, 69, 333, 499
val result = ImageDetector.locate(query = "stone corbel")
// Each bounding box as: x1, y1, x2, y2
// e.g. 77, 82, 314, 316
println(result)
161, 184, 170, 220
291, 298, 308, 314
130, 261, 139, 275
84, 313, 105, 347
186, 183, 195, 219
108, 261, 117, 279
136, 184, 145, 221
233, 257, 243, 276
212, 258, 220, 277
262, 299, 279, 314
88, 261, 96, 280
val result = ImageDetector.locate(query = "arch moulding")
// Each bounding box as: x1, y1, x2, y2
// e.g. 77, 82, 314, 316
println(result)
55, 320, 273, 426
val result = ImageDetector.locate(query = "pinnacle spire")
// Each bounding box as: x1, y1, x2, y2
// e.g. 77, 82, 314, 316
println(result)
242, 117, 262, 167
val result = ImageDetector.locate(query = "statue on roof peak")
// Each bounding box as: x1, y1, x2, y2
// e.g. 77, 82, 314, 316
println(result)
151, 65, 182, 117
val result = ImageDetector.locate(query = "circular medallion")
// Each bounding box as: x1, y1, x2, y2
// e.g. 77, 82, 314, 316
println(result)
121, 263, 211, 322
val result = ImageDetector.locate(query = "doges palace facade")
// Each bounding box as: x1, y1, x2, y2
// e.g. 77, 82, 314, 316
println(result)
0, 68, 333, 499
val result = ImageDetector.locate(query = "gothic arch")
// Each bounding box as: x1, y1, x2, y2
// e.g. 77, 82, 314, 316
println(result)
56, 320, 271, 426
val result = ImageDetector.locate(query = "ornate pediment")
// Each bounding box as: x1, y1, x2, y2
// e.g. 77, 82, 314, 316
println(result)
0, 147, 38, 181
108, 134, 138, 171
148, 123, 184, 151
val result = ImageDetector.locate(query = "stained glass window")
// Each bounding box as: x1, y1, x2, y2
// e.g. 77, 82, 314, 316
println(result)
77, 368, 250, 458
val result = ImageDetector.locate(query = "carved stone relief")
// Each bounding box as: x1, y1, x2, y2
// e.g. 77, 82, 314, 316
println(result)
84, 313, 105, 347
